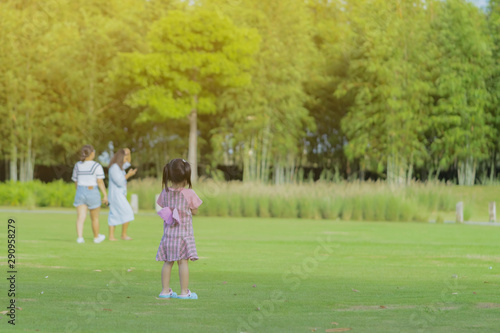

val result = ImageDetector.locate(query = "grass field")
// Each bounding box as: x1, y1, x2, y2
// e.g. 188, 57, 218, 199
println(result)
0, 211, 499, 332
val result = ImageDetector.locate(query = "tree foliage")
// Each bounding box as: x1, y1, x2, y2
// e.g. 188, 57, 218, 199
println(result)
2, 0, 499, 185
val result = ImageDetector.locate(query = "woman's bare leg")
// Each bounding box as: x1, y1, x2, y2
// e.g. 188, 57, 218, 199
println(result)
89, 207, 101, 238
109, 225, 116, 241
76, 205, 87, 238
121, 222, 132, 240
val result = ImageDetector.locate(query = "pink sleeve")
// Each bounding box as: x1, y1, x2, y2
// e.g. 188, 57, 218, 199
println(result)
156, 190, 166, 208
183, 189, 203, 210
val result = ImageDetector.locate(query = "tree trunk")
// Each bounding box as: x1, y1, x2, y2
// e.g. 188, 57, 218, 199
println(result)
406, 153, 414, 185
469, 157, 476, 186
287, 154, 295, 184
188, 98, 198, 183
155, 143, 162, 179
458, 156, 475, 186
387, 152, 408, 186
387, 153, 395, 184
274, 160, 281, 185
26, 136, 34, 181
249, 137, 256, 181
458, 160, 464, 185
10, 145, 17, 182
490, 150, 496, 183
19, 154, 26, 183
88, 53, 96, 139
407, 163, 413, 186
260, 123, 271, 183
243, 139, 251, 182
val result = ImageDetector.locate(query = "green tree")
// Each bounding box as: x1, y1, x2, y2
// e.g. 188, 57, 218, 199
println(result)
0, 0, 56, 182
430, 0, 493, 185
303, 0, 355, 177
117, 8, 259, 181
209, 0, 316, 184
336, 0, 435, 184
0, 0, 150, 181
486, 0, 500, 181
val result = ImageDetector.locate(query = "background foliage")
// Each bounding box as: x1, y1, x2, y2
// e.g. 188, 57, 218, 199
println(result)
1, 0, 500, 185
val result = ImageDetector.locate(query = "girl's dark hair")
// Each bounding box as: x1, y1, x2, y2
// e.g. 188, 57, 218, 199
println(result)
80, 145, 94, 162
109, 149, 126, 170
162, 159, 192, 191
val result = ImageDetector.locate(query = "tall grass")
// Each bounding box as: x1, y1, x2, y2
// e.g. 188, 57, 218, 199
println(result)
1, 179, 494, 222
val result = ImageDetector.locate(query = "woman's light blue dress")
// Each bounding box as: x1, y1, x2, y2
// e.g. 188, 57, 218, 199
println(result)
108, 163, 134, 226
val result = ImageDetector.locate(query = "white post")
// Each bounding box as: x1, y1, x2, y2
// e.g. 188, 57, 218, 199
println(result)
456, 201, 463, 223
155, 194, 162, 212
489, 202, 496, 223
131, 194, 139, 214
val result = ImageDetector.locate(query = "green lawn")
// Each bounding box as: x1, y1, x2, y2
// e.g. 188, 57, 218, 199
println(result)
0, 211, 499, 332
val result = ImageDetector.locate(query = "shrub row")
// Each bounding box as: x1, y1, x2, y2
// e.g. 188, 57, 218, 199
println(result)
0, 180, 74, 208
0, 179, 460, 222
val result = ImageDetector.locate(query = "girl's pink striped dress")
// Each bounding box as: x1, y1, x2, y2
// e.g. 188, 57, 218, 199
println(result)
156, 188, 202, 262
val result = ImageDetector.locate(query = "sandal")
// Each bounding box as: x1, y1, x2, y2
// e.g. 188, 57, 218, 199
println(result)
158, 288, 177, 299
176, 289, 198, 299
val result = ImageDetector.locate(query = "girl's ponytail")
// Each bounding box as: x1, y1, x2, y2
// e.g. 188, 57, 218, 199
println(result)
183, 160, 192, 189
80, 145, 94, 162
162, 162, 170, 191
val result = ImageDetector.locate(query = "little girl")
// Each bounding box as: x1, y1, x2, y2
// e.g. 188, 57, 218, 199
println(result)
156, 158, 202, 299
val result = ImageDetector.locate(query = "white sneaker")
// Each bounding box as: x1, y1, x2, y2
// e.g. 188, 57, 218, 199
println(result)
93, 234, 106, 244
76, 237, 85, 244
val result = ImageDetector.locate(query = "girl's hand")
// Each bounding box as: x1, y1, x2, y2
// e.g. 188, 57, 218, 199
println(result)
126, 168, 138, 178
102, 196, 109, 206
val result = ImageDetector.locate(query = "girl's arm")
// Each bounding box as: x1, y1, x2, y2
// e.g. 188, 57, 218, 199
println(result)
110, 164, 127, 187
71, 164, 78, 185
156, 190, 165, 208
97, 179, 108, 205
184, 190, 202, 215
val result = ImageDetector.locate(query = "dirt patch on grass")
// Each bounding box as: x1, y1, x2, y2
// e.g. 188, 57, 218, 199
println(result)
20, 263, 67, 269
476, 303, 500, 309
465, 254, 500, 262
438, 306, 461, 310
323, 231, 350, 235
334, 305, 417, 312
334, 305, 460, 312
427, 254, 500, 263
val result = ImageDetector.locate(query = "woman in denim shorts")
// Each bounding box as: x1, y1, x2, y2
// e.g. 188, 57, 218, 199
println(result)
72, 145, 108, 244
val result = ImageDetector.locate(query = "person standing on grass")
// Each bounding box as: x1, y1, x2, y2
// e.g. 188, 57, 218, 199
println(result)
72, 145, 107, 244
156, 158, 202, 299
108, 148, 137, 241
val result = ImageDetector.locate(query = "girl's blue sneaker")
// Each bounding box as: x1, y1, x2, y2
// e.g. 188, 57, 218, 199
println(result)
158, 288, 177, 299
176, 289, 198, 299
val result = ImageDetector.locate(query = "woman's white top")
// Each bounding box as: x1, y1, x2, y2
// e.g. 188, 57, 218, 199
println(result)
71, 161, 105, 186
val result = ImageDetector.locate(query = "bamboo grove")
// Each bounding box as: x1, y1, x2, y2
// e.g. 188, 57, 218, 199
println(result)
2, 0, 500, 185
